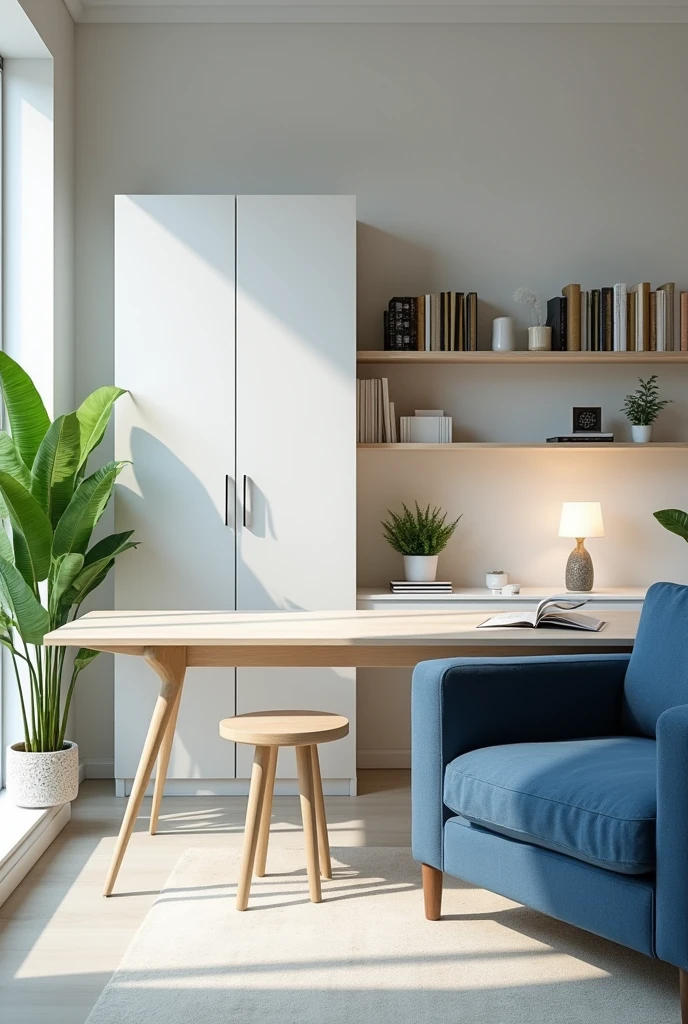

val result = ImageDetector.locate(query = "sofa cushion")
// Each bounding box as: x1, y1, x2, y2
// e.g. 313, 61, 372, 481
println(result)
443, 737, 656, 875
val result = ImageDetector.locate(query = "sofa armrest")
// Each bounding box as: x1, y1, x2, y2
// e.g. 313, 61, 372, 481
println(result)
656, 704, 688, 969
411, 653, 630, 870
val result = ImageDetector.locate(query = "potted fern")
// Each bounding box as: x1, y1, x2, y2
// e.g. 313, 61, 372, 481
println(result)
0, 353, 136, 808
381, 502, 461, 581
621, 375, 671, 443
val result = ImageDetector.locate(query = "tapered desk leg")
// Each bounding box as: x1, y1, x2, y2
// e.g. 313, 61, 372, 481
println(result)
149, 681, 183, 835
310, 745, 332, 880
103, 647, 187, 897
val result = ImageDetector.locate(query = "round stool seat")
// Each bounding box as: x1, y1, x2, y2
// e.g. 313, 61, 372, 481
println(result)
219, 710, 349, 748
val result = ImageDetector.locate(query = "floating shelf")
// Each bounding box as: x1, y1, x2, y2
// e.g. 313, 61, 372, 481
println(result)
356, 350, 688, 365
357, 442, 688, 450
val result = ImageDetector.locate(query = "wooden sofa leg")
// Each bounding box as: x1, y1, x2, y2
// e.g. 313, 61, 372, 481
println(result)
680, 968, 688, 1024
422, 864, 443, 921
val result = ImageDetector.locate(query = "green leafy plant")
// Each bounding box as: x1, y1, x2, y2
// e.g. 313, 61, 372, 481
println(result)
0, 353, 136, 752
621, 375, 671, 426
654, 508, 688, 543
381, 502, 461, 556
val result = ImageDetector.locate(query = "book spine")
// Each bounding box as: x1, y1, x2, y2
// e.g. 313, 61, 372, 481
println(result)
562, 284, 581, 350
650, 291, 657, 352
417, 295, 425, 351
658, 283, 675, 351
467, 293, 478, 350
630, 283, 650, 351
600, 288, 612, 351
613, 284, 627, 351
627, 291, 636, 352
383, 310, 390, 350
681, 292, 688, 352
590, 290, 600, 351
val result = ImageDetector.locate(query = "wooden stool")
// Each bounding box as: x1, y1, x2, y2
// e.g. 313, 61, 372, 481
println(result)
219, 710, 350, 911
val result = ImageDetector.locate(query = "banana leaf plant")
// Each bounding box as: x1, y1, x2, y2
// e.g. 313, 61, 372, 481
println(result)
0, 353, 136, 752
654, 509, 688, 543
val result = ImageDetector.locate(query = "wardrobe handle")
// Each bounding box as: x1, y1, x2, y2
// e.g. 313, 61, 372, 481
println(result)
224, 475, 230, 527
242, 474, 250, 529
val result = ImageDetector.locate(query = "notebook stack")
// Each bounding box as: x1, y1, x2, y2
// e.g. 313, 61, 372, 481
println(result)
546, 433, 614, 444
390, 580, 453, 595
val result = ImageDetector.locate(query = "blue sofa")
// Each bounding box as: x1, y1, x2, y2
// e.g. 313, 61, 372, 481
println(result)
412, 581, 688, 1020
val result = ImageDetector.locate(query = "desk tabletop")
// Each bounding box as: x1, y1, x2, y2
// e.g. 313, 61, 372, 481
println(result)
44, 608, 639, 650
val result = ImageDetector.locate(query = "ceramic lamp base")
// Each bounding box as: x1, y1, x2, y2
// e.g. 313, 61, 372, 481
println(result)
565, 539, 594, 592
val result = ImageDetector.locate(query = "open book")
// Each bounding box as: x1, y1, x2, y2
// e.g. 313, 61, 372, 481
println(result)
477, 596, 605, 632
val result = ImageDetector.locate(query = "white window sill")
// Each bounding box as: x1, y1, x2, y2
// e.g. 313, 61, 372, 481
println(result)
0, 789, 70, 907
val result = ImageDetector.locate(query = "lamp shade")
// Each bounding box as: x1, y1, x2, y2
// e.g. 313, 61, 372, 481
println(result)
558, 501, 604, 539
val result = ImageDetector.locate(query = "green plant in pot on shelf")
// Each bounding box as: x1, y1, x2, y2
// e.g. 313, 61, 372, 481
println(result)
621, 375, 671, 444
0, 353, 136, 809
381, 502, 461, 582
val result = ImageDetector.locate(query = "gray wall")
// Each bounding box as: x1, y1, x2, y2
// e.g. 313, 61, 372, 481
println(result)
74, 23, 688, 770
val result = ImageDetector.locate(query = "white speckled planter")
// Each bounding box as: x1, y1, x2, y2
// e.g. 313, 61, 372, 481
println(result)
6, 741, 79, 808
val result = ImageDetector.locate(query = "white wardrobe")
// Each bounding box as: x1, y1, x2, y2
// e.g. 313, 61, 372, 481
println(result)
114, 194, 357, 795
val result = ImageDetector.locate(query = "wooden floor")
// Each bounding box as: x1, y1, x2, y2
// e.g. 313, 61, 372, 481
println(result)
0, 771, 410, 1023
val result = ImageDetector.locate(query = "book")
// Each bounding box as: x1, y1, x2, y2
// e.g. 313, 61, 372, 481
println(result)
546, 297, 567, 351
417, 295, 426, 351
600, 287, 613, 351
590, 290, 600, 352
580, 290, 589, 351
465, 293, 478, 351
383, 310, 390, 350
477, 596, 604, 632
389, 402, 397, 443
658, 283, 675, 351
630, 282, 650, 351
390, 581, 452, 592
656, 289, 667, 352
455, 293, 465, 351
613, 284, 627, 351
681, 292, 688, 352
650, 291, 657, 352
388, 297, 417, 351
562, 284, 581, 351
627, 290, 636, 352
381, 378, 392, 443
546, 435, 614, 443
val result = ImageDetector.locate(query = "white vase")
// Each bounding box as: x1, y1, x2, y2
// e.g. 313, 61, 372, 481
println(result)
492, 317, 516, 352
6, 741, 79, 808
632, 424, 652, 444
486, 571, 509, 591
528, 325, 552, 351
403, 555, 439, 582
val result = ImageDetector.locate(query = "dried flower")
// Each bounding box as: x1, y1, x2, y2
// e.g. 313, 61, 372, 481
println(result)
514, 288, 544, 327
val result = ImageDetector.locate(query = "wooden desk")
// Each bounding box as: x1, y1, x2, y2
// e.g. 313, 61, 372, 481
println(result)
45, 608, 639, 895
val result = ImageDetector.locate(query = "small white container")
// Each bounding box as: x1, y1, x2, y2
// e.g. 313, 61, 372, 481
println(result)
404, 555, 439, 582
486, 571, 509, 591
632, 424, 652, 444
528, 325, 552, 351
492, 317, 516, 352
6, 741, 79, 808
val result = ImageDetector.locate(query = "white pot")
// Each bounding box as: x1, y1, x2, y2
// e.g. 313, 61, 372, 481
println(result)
486, 571, 509, 591
528, 326, 552, 351
6, 741, 79, 808
403, 555, 439, 582
492, 317, 516, 352
632, 424, 652, 444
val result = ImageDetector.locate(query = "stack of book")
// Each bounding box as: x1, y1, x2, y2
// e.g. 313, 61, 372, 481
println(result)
390, 580, 453, 595
546, 283, 688, 352
356, 378, 396, 443
546, 432, 614, 444
399, 410, 452, 443
384, 293, 478, 351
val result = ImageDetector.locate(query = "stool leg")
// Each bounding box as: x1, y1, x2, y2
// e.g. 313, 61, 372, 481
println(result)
310, 745, 332, 880
236, 745, 271, 911
296, 744, 322, 904
255, 746, 278, 878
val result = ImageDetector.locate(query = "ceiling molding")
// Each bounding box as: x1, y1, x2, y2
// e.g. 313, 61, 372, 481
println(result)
73, 1, 688, 23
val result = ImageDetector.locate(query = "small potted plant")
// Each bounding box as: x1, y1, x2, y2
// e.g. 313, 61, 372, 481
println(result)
621, 375, 671, 443
514, 288, 551, 351
0, 353, 137, 808
381, 502, 461, 582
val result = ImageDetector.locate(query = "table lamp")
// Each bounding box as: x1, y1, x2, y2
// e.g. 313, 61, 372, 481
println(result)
558, 501, 604, 592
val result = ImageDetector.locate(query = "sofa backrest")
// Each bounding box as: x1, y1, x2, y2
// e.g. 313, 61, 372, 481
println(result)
622, 581, 688, 737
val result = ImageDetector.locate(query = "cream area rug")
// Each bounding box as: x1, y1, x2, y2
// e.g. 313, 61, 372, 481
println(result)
86, 847, 677, 1023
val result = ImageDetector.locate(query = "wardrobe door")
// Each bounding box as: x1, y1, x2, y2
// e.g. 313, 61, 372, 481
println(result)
235, 195, 356, 790
114, 195, 237, 789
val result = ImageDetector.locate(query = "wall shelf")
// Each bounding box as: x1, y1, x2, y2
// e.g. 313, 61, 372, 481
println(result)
357, 442, 688, 450
357, 350, 688, 365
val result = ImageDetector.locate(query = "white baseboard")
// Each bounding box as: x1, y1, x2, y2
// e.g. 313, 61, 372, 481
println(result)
80, 758, 114, 780
114, 777, 356, 797
357, 749, 411, 770
0, 800, 71, 908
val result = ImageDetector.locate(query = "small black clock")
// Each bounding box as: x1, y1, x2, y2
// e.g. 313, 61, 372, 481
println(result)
572, 407, 602, 433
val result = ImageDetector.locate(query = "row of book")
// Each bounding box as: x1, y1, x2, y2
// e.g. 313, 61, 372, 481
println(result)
390, 580, 453, 594
547, 283, 688, 352
357, 377, 396, 443
384, 293, 478, 351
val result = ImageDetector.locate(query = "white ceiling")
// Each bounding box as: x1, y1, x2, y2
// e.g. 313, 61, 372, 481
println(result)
64, 0, 688, 23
